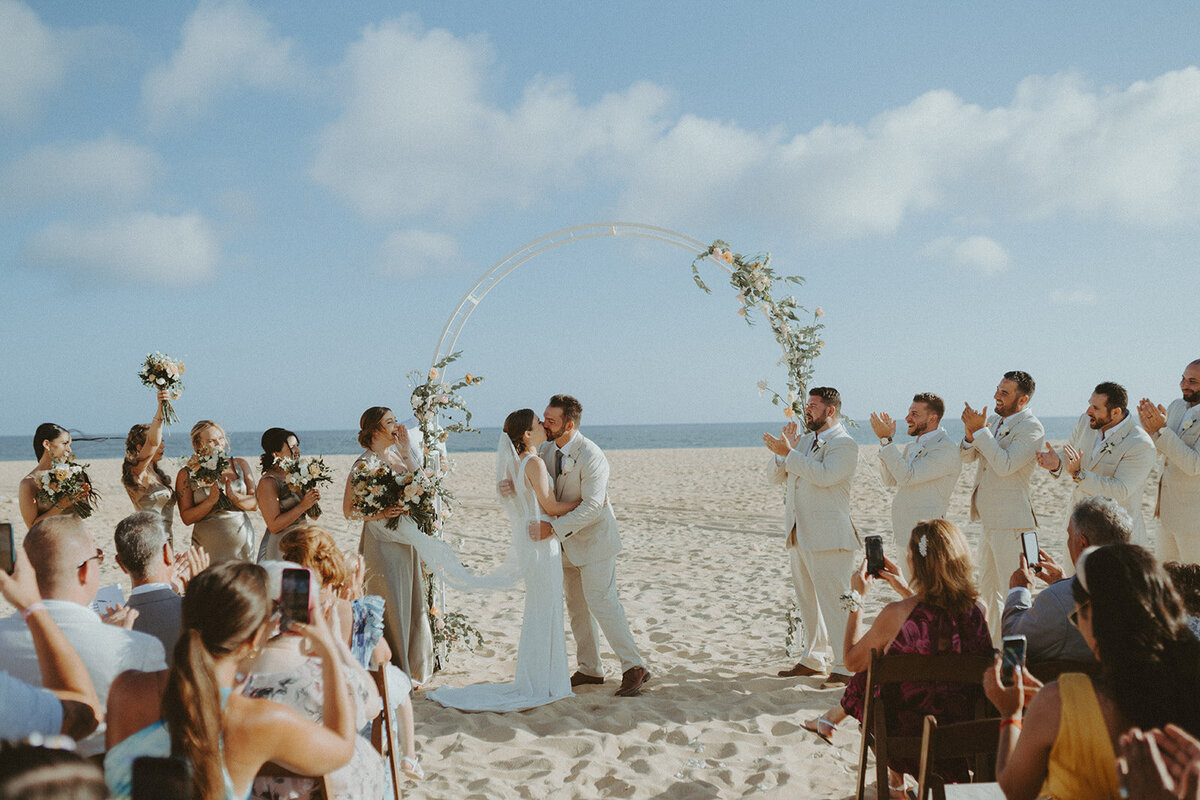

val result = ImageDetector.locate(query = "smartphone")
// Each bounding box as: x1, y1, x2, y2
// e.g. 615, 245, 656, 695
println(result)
865, 535, 885, 578
0, 523, 14, 575
280, 567, 310, 632
132, 755, 191, 800
1020, 530, 1041, 573
1000, 634, 1027, 688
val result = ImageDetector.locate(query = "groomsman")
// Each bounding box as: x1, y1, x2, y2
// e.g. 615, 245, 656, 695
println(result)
764, 387, 859, 686
870, 392, 962, 579
960, 371, 1044, 637
1036, 382, 1155, 545
1138, 359, 1200, 563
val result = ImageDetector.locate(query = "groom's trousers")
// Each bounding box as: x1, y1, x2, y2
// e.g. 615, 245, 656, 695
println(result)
563, 556, 643, 678
788, 545, 855, 674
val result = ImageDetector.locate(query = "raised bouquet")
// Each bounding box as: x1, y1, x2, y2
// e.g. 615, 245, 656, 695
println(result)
185, 446, 233, 510
138, 352, 185, 425
37, 455, 101, 519
278, 455, 334, 519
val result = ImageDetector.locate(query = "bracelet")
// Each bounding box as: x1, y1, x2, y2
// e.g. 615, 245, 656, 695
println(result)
1000, 717, 1022, 731
20, 602, 47, 621
838, 590, 863, 613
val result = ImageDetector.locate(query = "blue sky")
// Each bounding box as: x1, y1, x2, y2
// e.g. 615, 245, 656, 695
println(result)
3, 1, 1199, 437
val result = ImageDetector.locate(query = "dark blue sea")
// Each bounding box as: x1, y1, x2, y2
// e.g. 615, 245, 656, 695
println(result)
0, 419, 1081, 462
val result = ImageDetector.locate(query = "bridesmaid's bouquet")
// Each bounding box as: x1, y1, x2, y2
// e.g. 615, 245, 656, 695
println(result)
349, 455, 405, 530
396, 466, 441, 534
37, 455, 101, 519
138, 352, 185, 425
279, 455, 334, 519
185, 446, 233, 510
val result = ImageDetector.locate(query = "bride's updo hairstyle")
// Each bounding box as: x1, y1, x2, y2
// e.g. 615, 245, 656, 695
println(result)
357, 407, 391, 448
33, 423, 68, 459
503, 409, 537, 454
260, 427, 297, 473
908, 519, 977, 617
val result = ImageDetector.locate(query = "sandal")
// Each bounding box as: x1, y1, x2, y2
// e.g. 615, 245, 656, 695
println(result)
801, 715, 839, 745
400, 756, 424, 781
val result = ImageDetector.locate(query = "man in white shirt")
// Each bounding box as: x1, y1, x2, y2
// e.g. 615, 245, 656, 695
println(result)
0, 517, 166, 754
961, 370, 1045, 637
870, 392, 962, 579
1138, 359, 1200, 563
765, 387, 860, 686
1036, 382, 1155, 545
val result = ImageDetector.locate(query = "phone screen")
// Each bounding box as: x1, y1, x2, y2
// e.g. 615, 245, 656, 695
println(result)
132, 756, 191, 800
1021, 530, 1040, 572
0, 523, 14, 575
865, 535, 885, 578
280, 567, 310, 632
1000, 635, 1027, 688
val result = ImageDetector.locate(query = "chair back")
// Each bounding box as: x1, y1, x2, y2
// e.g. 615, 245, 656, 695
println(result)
915, 715, 1000, 800
855, 649, 995, 800
255, 761, 332, 799
1025, 658, 1100, 684
371, 667, 405, 800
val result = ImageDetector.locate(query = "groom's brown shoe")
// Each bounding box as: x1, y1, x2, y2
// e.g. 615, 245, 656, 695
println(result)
570, 671, 604, 687
615, 666, 650, 697
777, 662, 824, 678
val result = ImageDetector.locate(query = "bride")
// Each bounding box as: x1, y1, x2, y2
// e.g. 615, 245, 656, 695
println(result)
421, 408, 580, 712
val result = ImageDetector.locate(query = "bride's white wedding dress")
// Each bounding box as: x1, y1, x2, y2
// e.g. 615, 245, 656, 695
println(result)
424, 450, 572, 712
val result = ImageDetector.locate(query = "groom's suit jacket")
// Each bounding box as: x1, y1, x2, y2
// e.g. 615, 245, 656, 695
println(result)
961, 409, 1043, 530
1154, 399, 1200, 535
1057, 412, 1155, 544
878, 429, 962, 543
539, 433, 621, 567
769, 423, 860, 552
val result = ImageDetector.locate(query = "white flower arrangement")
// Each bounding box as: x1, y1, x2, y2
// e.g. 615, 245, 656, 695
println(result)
1182, 418, 1196, 434
561, 454, 578, 474
137, 351, 185, 425
278, 455, 334, 519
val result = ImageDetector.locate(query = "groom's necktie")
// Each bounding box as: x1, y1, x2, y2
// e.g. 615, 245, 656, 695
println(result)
809, 435, 819, 454
554, 450, 563, 478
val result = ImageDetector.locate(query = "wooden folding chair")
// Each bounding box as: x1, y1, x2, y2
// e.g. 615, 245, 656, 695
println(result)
1025, 658, 1100, 684
255, 761, 332, 798
914, 715, 1000, 800
855, 650, 995, 800
371, 667, 405, 800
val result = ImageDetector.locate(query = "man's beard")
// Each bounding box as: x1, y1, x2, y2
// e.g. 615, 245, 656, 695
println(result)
995, 398, 1018, 417
908, 421, 929, 437
545, 423, 565, 441
1088, 414, 1107, 430
805, 411, 828, 432
1184, 388, 1200, 404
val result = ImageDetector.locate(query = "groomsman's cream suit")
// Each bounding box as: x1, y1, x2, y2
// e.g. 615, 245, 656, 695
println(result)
1053, 413, 1155, 546
961, 408, 1044, 634
878, 428, 962, 575
769, 422, 859, 674
539, 433, 644, 679
1153, 399, 1200, 562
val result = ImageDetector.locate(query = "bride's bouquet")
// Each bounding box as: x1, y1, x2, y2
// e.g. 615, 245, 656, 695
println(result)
37, 455, 101, 519
185, 446, 233, 510
396, 465, 441, 534
278, 455, 334, 519
138, 352, 185, 425
349, 455, 405, 530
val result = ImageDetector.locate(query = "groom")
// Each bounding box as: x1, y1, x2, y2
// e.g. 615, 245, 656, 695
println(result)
529, 394, 650, 697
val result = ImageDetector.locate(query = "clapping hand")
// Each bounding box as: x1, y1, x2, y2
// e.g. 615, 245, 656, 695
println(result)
961, 402, 988, 439
869, 412, 896, 440
101, 605, 139, 630
171, 545, 210, 594
1035, 442, 1062, 472
762, 431, 790, 457
1139, 398, 1169, 436
781, 421, 799, 450
1062, 444, 1083, 477
1118, 726, 1200, 800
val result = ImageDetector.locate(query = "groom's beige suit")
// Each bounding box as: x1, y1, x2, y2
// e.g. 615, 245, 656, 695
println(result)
769, 422, 859, 674
540, 432, 643, 679
1153, 400, 1200, 562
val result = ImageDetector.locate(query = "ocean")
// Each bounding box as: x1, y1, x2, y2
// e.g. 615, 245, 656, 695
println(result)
0, 418, 1082, 463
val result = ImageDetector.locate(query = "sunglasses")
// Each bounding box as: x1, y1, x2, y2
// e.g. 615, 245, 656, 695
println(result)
1068, 599, 1091, 629
77, 548, 104, 570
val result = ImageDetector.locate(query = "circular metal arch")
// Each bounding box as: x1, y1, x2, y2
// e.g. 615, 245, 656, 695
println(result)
430, 222, 731, 367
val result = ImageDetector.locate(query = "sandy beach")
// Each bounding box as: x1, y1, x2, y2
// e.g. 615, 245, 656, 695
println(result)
0, 443, 1163, 799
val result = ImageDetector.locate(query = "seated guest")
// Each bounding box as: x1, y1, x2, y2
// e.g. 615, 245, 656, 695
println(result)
985, 544, 1200, 800
0, 545, 100, 742
806, 519, 992, 798
1165, 561, 1200, 638
0, 743, 107, 800
0, 517, 165, 755
246, 561, 386, 800
103, 562, 357, 800
1002, 495, 1133, 664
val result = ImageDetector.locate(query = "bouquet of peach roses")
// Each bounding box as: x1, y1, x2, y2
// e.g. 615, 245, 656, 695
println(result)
185, 446, 233, 510
37, 455, 101, 519
278, 455, 334, 519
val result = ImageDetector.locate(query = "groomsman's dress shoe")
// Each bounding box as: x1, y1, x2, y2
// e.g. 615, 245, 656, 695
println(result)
615, 666, 651, 697
777, 662, 825, 678
571, 671, 604, 687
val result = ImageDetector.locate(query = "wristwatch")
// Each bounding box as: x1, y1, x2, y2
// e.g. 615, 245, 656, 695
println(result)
879, 437, 892, 447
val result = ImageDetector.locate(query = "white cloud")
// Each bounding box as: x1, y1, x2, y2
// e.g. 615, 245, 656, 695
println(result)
375, 229, 463, 278
4, 136, 163, 208
142, 0, 306, 122
0, 0, 69, 125
24, 212, 219, 286
921, 235, 1011, 275
1050, 288, 1099, 306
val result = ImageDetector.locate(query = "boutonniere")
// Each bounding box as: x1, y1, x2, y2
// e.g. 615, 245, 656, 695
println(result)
1183, 419, 1196, 434
911, 447, 927, 459
1098, 438, 1117, 456
996, 425, 1012, 440
561, 454, 578, 474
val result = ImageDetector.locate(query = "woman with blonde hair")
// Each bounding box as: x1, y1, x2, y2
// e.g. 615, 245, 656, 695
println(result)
122, 389, 177, 535
803, 519, 992, 798
176, 420, 257, 563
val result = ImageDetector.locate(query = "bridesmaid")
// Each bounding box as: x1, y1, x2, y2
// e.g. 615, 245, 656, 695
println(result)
342, 407, 433, 686
175, 420, 257, 564
255, 427, 320, 562
121, 389, 177, 536
18, 423, 78, 528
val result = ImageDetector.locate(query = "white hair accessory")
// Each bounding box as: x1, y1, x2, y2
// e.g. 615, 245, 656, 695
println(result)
917, 533, 928, 557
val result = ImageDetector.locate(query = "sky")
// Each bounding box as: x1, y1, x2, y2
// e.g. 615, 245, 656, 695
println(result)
2, 1, 1199, 438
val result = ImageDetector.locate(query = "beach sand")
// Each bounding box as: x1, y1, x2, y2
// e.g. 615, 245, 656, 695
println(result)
0, 444, 1162, 799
